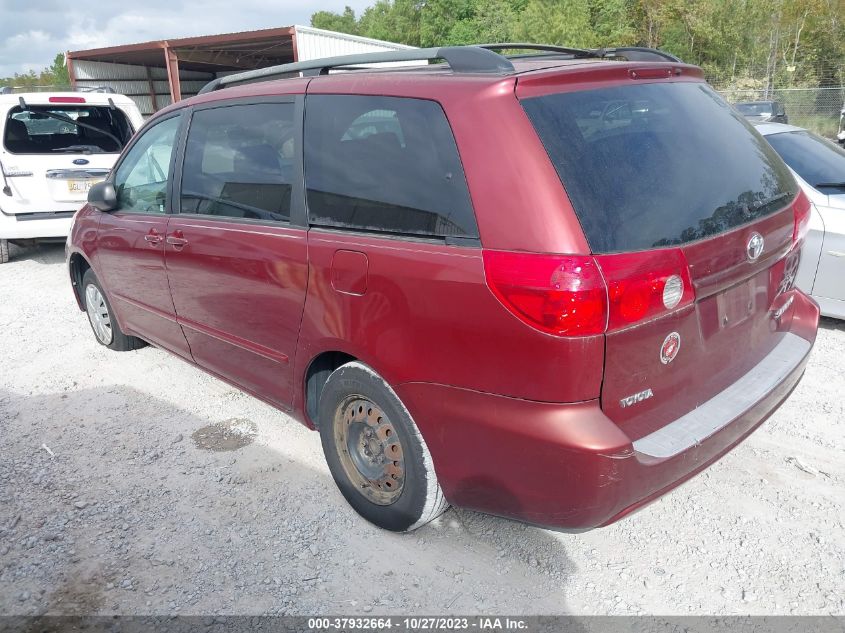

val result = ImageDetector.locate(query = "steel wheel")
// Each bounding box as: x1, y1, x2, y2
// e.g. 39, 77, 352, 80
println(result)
333, 396, 405, 505
85, 283, 113, 345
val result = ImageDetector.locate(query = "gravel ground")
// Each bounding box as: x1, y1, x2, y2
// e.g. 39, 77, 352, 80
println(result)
0, 243, 843, 617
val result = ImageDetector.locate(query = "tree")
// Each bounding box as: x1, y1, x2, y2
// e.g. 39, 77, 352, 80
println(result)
48, 54, 70, 88
311, 6, 360, 34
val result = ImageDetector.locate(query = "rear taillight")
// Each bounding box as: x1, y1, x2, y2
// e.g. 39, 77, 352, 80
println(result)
483, 251, 606, 336
595, 249, 695, 331
792, 189, 811, 245
483, 248, 695, 337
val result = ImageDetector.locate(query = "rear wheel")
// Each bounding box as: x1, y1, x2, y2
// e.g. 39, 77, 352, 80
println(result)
82, 269, 145, 351
0, 239, 9, 264
318, 362, 448, 532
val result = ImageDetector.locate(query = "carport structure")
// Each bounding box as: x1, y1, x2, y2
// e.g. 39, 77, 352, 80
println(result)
66, 26, 414, 117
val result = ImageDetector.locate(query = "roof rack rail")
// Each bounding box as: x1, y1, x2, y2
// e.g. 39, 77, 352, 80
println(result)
598, 47, 682, 63
199, 46, 515, 94
478, 43, 600, 59
478, 43, 682, 63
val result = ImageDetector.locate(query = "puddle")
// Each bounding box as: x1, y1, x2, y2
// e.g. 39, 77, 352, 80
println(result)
192, 418, 257, 452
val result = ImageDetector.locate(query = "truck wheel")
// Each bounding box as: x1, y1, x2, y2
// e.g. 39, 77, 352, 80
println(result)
0, 239, 8, 264
318, 362, 449, 532
82, 269, 145, 351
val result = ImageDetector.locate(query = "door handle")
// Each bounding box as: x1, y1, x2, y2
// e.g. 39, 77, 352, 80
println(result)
166, 231, 188, 249
144, 229, 163, 246
827, 250, 845, 258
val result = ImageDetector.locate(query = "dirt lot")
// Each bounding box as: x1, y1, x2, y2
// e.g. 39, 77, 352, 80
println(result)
0, 243, 843, 616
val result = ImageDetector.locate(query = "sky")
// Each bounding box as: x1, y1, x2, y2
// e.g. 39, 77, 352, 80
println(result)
0, 0, 374, 77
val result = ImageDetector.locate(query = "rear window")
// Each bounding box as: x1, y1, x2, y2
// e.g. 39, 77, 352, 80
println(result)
521, 82, 796, 253
3, 105, 133, 155
736, 102, 774, 116
304, 95, 478, 239
765, 130, 845, 191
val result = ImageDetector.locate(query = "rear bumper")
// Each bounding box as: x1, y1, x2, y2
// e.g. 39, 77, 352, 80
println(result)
397, 289, 819, 530
0, 209, 74, 240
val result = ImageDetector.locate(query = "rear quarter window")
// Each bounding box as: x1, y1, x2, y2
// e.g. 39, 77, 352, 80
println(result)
521, 82, 796, 253
304, 95, 478, 239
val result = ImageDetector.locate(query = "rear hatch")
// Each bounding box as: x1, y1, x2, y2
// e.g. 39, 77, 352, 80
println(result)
518, 71, 805, 441
1, 99, 135, 214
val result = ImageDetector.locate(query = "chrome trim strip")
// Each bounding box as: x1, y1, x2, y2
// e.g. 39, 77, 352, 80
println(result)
45, 169, 110, 180
632, 333, 811, 459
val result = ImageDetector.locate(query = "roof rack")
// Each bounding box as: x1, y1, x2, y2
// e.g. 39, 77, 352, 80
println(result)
199, 46, 515, 94
198, 43, 683, 95
478, 43, 600, 59
478, 43, 682, 63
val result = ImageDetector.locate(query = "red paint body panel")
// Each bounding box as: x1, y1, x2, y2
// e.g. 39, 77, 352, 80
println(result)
398, 289, 817, 530
164, 217, 309, 408
95, 212, 191, 358
67, 58, 821, 530
297, 229, 604, 405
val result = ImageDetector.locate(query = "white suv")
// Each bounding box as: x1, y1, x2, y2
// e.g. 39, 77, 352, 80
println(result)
0, 90, 143, 263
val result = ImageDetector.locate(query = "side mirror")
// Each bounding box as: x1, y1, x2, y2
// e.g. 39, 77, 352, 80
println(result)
88, 181, 117, 212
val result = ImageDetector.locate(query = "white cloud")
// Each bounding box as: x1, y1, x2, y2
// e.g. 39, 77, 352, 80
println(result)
0, 0, 375, 77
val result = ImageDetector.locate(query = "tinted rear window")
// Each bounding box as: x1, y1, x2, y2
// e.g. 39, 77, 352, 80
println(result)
305, 95, 478, 239
3, 105, 133, 154
521, 82, 796, 253
181, 103, 296, 223
765, 130, 845, 191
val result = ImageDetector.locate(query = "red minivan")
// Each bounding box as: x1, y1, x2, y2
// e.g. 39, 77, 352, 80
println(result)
66, 45, 819, 532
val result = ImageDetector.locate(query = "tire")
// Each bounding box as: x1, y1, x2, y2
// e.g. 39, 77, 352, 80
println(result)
0, 239, 9, 264
318, 362, 449, 532
81, 269, 145, 352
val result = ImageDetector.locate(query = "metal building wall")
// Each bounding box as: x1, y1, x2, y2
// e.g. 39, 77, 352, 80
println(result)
293, 25, 418, 66
72, 60, 212, 117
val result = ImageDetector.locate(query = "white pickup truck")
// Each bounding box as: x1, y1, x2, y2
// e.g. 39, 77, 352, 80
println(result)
0, 90, 143, 263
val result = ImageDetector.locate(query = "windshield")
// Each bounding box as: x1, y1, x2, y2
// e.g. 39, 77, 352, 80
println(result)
521, 82, 796, 253
736, 102, 774, 116
3, 105, 133, 155
765, 130, 845, 191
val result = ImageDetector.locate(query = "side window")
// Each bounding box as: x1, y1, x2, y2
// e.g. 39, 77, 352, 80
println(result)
180, 103, 295, 223
304, 95, 478, 239
113, 115, 180, 214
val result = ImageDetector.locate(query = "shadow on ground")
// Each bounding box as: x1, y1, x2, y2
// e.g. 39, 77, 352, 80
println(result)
0, 383, 577, 616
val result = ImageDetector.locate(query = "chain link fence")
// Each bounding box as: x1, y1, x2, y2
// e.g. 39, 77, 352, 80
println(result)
717, 86, 844, 138
706, 62, 845, 139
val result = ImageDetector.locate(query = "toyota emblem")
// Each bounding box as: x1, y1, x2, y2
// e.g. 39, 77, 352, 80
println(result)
660, 332, 681, 364
747, 232, 764, 261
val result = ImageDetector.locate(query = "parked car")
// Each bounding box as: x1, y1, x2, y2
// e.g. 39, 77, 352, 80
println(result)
757, 122, 845, 318
0, 90, 142, 263
735, 100, 789, 124
66, 44, 819, 532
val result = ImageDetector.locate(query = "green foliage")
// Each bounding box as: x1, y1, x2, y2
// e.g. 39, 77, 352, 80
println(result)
312, 6, 360, 34
309, 0, 844, 87
0, 54, 70, 90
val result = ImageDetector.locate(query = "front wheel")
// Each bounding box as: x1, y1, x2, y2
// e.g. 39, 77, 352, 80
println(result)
81, 269, 145, 351
318, 362, 449, 532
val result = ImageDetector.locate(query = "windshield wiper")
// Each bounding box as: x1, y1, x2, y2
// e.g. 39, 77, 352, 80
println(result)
815, 181, 845, 189
51, 145, 105, 154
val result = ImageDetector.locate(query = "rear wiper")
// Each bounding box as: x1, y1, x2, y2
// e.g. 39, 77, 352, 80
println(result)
750, 191, 793, 210
52, 145, 104, 154
814, 181, 845, 189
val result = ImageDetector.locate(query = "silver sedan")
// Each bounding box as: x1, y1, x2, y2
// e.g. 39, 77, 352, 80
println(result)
757, 122, 845, 319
